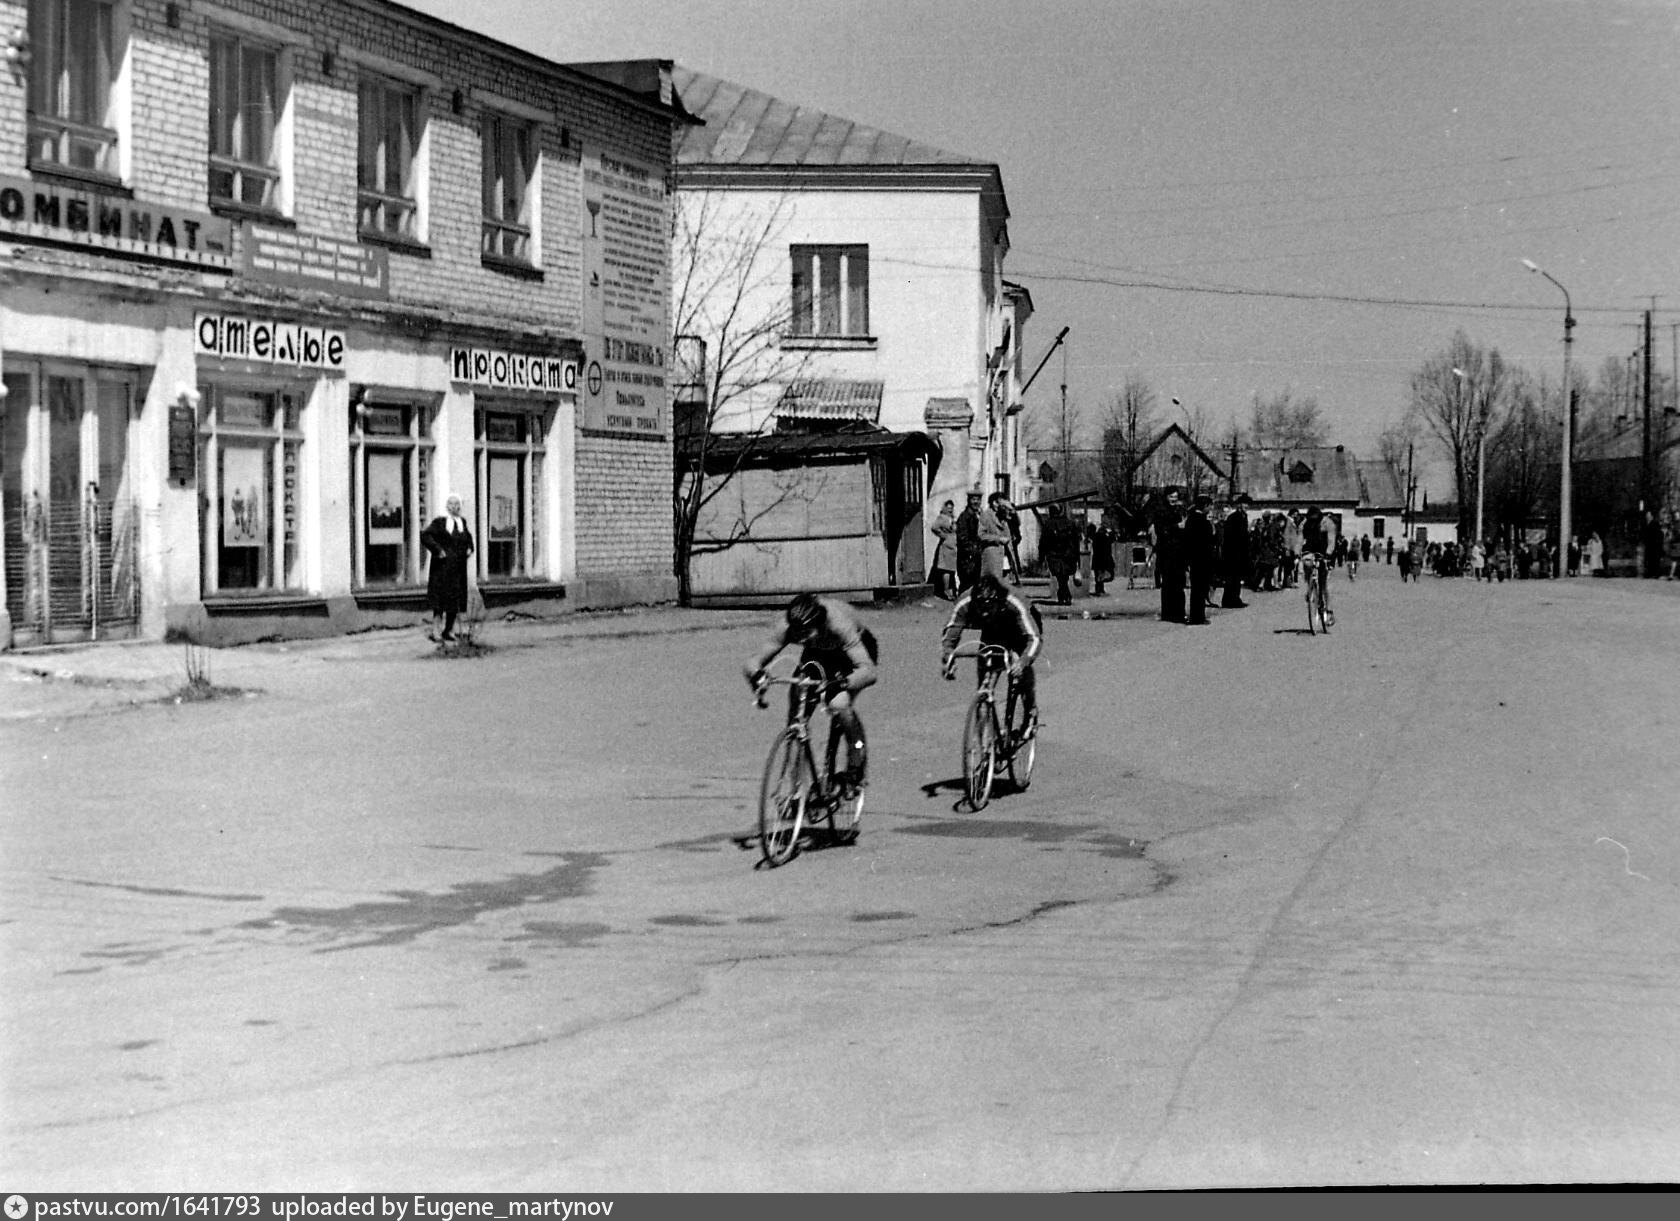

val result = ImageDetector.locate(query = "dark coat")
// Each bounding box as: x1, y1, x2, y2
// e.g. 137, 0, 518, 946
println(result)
1041, 514, 1082, 577
1185, 508, 1216, 579
955, 505, 982, 586
1222, 509, 1250, 585
422, 514, 474, 614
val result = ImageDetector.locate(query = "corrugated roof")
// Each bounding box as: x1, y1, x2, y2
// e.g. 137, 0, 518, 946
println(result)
678, 426, 940, 470
673, 66, 983, 168
1357, 459, 1405, 508
774, 379, 884, 423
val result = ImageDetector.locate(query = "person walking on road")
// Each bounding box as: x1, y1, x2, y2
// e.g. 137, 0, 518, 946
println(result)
929, 499, 958, 599
1088, 517, 1116, 596
1040, 503, 1082, 605
422, 494, 474, 643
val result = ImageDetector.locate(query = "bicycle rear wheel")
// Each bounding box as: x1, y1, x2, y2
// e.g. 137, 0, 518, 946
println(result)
758, 728, 810, 867
962, 696, 998, 810
1005, 685, 1037, 790
1305, 583, 1318, 635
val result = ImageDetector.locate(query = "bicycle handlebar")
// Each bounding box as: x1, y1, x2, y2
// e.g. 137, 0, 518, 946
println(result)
942, 641, 1015, 679
753, 659, 832, 708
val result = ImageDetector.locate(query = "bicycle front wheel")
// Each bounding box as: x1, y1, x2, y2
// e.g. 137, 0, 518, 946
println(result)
962, 696, 998, 810
758, 728, 810, 867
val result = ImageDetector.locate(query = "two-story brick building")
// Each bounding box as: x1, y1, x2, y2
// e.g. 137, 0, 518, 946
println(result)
0, 0, 689, 648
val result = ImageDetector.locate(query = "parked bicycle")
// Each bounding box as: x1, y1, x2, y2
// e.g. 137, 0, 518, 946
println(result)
944, 641, 1037, 810
1302, 553, 1333, 635
752, 659, 865, 867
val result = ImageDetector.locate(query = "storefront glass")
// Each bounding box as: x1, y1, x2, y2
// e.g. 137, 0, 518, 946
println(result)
199, 382, 305, 594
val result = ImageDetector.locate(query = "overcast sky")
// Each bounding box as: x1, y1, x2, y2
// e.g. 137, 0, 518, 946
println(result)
409, 0, 1680, 485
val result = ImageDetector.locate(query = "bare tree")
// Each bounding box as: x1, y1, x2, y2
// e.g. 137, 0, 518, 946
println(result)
1099, 375, 1161, 510
1249, 388, 1329, 449
1026, 394, 1096, 500
1410, 330, 1511, 541
1486, 367, 1557, 545
669, 191, 814, 604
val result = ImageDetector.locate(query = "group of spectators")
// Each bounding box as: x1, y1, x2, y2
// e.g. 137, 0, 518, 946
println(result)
929, 488, 1117, 606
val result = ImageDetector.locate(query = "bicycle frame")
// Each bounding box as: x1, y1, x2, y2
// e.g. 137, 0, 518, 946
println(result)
946, 641, 1034, 809
753, 659, 863, 866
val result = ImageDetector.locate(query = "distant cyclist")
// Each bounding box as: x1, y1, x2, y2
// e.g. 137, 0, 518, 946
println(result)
939, 574, 1044, 731
1300, 505, 1334, 626
744, 593, 877, 790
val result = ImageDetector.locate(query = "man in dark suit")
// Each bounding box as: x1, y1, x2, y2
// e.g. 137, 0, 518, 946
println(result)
1153, 490, 1187, 623
421, 493, 474, 642
955, 488, 983, 593
1185, 494, 1216, 625
1221, 494, 1251, 608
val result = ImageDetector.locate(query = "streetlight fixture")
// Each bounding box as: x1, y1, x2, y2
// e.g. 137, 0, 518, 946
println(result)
1453, 366, 1485, 545
1522, 258, 1576, 574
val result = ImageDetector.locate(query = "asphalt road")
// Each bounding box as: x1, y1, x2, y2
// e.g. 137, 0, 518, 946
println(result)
2, 573, 1677, 1189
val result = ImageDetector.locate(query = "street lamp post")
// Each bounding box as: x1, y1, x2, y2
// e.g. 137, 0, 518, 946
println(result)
1522, 259, 1575, 575
1453, 367, 1485, 545
1171, 397, 1193, 497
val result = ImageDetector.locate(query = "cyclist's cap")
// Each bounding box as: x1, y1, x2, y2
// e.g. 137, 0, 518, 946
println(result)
1193, 493, 1212, 508
1305, 504, 1323, 516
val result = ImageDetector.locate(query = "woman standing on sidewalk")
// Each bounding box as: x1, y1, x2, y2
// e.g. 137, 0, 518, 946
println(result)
929, 499, 958, 599
422, 494, 474, 642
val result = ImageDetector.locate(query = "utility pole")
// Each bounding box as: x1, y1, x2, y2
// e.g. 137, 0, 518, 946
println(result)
1643, 309, 1656, 514
1228, 430, 1240, 500
1404, 441, 1415, 543
1059, 343, 1070, 500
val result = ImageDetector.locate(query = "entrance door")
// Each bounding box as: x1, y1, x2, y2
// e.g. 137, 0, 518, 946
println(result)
2, 362, 141, 645
890, 455, 926, 585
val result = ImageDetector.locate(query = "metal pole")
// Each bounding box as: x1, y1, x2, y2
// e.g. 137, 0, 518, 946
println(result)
1476, 429, 1485, 545
1524, 261, 1574, 575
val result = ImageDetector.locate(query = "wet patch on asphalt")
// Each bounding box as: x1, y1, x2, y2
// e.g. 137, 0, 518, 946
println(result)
736, 914, 784, 925
851, 911, 915, 923
897, 818, 1097, 843
58, 877, 265, 903
650, 914, 729, 928
506, 921, 612, 949
653, 831, 745, 853
238, 852, 608, 951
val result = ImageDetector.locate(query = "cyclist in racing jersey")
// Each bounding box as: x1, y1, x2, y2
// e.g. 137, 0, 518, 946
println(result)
939, 574, 1044, 730
744, 593, 877, 788
1300, 504, 1335, 626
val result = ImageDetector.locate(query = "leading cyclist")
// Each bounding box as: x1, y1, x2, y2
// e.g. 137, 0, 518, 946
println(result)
939, 573, 1044, 732
744, 593, 877, 790
1300, 504, 1335, 627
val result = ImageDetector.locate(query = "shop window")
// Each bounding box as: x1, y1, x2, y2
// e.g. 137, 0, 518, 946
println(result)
481, 112, 536, 266
349, 397, 435, 586
358, 74, 423, 242
474, 405, 549, 580
790, 245, 868, 337
199, 383, 305, 594
27, 0, 123, 178
208, 27, 285, 213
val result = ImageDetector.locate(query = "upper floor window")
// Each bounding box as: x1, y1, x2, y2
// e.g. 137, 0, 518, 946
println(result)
27, 0, 120, 177
791, 245, 869, 337
481, 112, 535, 266
208, 29, 282, 212
358, 75, 422, 242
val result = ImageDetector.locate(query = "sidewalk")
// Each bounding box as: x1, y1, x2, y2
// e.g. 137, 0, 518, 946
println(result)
0, 604, 772, 722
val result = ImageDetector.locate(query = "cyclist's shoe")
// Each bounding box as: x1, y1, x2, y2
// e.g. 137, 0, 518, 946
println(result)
1324, 610, 1335, 627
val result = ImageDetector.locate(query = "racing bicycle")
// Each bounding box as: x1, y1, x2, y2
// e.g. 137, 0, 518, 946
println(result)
753, 660, 865, 867
945, 641, 1037, 811
1302, 552, 1333, 635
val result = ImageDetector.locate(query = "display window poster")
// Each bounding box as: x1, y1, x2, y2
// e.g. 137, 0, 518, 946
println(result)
222, 446, 266, 547
367, 453, 406, 545
488, 458, 520, 541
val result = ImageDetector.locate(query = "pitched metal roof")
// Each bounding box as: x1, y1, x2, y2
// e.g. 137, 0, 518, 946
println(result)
924, 397, 973, 429
1357, 459, 1406, 508
773, 379, 884, 423
673, 66, 984, 168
